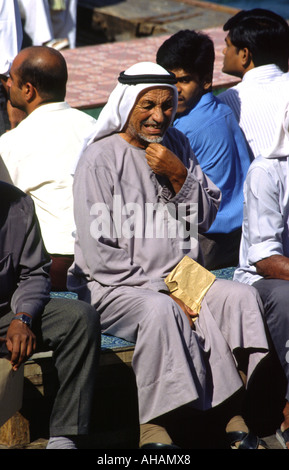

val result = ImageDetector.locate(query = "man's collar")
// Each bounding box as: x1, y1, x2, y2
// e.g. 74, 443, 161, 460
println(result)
242, 64, 285, 82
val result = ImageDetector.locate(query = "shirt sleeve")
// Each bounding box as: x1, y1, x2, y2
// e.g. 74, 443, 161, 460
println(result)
245, 165, 285, 265
0, 0, 23, 76
10, 195, 51, 320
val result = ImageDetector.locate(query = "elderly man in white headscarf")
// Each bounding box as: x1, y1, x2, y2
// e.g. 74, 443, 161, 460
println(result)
234, 101, 289, 449
68, 62, 270, 449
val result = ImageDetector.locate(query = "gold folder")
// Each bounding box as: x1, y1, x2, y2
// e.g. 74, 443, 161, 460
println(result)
165, 256, 216, 320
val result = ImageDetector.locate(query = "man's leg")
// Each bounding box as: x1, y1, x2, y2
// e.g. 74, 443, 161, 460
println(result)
253, 278, 289, 395
0, 297, 100, 448
202, 279, 269, 448
203, 279, 269, 382
253, 278, 289, 448
100, 287, 209, 423
33, 298, 100, 446
99, 286, 252, 445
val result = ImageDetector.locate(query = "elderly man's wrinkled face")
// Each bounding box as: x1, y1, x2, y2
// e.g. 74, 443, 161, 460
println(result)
124, 87, 174, 147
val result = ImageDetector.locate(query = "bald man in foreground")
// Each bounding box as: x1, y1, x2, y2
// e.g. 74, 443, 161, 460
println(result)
0, 46, 97, 290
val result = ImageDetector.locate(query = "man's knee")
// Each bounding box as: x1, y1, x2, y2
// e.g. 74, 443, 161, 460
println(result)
254, 279, 289, 315
68, 299, 100, 332
210, 279, 262, 306
138, 292, 185, 329
47, 298, 100, 334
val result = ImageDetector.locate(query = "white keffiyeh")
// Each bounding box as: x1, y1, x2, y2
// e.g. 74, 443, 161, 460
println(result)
88, 61, 178, 144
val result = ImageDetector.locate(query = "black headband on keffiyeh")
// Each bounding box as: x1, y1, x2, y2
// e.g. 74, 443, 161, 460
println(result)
118, 71, 177, 85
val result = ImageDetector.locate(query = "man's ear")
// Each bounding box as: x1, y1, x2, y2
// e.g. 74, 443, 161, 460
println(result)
240, 47, 253, 70
24, 82, 36, 102
202, 74, 212, 91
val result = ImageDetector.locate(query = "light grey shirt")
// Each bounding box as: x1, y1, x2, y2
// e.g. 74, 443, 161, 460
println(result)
68, 128, 221, 306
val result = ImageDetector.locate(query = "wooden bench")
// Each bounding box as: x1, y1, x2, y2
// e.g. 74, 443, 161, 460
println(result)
0, 267, 235, 448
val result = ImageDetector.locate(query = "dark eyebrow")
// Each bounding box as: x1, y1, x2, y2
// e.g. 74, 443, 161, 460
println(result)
177, 74, 192, 81
139, 97, 174, 108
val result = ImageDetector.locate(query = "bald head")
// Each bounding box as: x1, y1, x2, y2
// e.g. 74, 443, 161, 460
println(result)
13, 46, 68, 102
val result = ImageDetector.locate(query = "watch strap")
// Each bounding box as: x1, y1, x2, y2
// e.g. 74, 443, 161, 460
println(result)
12, 314, 32, 328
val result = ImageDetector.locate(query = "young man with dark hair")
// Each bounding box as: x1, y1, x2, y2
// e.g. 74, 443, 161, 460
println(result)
157, 30, 252, 270
218, 8, 289, 159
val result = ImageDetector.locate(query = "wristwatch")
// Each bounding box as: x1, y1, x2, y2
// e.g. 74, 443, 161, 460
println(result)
12, 314, 32, 329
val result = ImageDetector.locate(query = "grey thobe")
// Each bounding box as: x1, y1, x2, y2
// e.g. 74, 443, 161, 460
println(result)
68, 129, 269, 424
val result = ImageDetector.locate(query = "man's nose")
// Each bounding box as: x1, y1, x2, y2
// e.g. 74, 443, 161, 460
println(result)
151, 106, 165, 122
176, 82, 182, 93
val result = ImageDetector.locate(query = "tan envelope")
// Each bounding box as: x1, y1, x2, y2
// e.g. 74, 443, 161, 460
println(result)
165, 256, 216, 320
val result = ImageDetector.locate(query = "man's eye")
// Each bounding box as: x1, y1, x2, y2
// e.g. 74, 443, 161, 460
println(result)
141, 104, 153, 110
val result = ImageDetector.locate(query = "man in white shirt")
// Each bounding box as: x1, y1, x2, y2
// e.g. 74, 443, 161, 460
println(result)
17, 0, 53, 47
0, 46, 97, 290
218, 8, 289, 159
18, 0, 77, 49
234, 102, 289, 449
0, 0, 23, 134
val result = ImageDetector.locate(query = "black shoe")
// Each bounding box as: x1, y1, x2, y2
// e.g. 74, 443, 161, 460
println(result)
140, 442, 180, 449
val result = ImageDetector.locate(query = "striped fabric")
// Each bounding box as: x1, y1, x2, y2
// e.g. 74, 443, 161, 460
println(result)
218, 64, 289, 159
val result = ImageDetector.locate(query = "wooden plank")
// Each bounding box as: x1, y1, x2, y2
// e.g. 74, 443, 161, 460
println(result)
100, 346, 134, 366
174, 0, 240, 14
77, 0, 238, 42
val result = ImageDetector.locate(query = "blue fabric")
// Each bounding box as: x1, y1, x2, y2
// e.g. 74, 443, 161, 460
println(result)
100, 334, 135, 350
211, 266, 235, 280
174, 92, 252, 234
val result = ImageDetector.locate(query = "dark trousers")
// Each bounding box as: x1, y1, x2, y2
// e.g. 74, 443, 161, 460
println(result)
0, 298, 100, 436
253, 278, 289, 401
